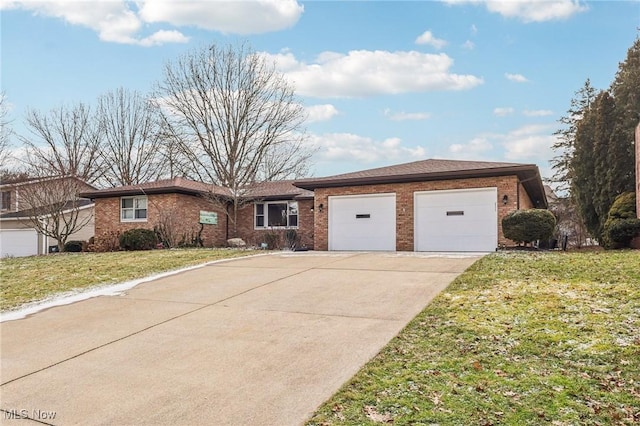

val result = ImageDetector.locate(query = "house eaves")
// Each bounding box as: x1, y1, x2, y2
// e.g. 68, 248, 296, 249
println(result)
294, 160, 547, 209
0, 200, 95, 220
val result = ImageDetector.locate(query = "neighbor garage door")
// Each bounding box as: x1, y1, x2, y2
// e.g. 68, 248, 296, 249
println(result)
414, 188, 497, 252
0, 229, 39, 257
329, 193, 396, 251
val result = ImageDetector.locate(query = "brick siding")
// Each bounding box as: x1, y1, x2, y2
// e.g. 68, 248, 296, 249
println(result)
94, 194, 314, 249
312, 175, 532, 251
632, 123, 640, 249
94, 193, 228, 248
234, 199, 314, 249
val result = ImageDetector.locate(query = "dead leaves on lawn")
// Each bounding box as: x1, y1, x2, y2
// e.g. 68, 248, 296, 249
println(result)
307, 252, 640, 426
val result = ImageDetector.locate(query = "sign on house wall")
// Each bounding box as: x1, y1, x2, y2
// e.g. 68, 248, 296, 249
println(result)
199, 211, 218, 225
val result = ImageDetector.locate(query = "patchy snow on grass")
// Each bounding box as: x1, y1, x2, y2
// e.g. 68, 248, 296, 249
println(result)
0, 255, 263, 323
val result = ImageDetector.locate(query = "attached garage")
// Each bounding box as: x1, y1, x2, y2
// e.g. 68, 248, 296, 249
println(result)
329, 193, 396, 251
295, 158, 548, 252
0, 229, 38, 257
414, 188, 497, 252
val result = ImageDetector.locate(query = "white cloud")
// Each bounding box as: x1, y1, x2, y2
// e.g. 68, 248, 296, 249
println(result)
310, 133, 426, 164
3, 0, 303, 45
470, 24, 478, 35
445, 0, 587, 23
305, 104, 339, 123
494, 107, 515, 117
264, 50, 483, 98
415, 30, 448, 49
462, 40, 475, 50
137, 0, 303, 35
449, 124, 555, 163
384, 109, 431, 121
523, 109, 553, 117
502, 124, 556, 161
505, 72, 529, 83
138, 30, 190, 47
449, 137, 493, 158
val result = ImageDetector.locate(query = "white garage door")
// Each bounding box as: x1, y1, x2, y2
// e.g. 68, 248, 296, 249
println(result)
329, 193, 396, 251
0, 229, 39, 257
414, 188, 497, 252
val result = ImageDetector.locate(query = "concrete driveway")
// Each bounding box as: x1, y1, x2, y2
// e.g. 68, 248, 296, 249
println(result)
0, 251, 481, 425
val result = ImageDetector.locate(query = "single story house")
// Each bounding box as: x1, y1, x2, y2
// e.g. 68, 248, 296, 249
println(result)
81, 178, 314, 250
0, 176, 95, 257
82, 158, 547, 252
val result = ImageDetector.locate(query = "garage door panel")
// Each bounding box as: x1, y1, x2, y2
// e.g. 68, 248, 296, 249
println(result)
329, 194, 396, 251
0, 229, 39, 257
415, 188, 497, 252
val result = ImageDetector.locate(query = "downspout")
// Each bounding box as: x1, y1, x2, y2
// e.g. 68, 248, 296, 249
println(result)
39, 218, 47, 255
517, 181, 520, 210
225, 201, 230, 241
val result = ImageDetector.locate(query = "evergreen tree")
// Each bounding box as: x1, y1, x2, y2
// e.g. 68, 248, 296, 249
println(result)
571, 94, 599, 239
591, 91, 618, 240
609, 37, 639, 194
567, 36, 639, 244
550, 79, 597, 194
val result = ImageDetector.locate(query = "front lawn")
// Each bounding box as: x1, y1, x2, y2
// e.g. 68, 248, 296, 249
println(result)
0, 249, 253, 311
308, 251, 640, 425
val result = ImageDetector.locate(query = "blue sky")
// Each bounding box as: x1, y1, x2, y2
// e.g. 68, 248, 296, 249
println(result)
1, 1, 639, 184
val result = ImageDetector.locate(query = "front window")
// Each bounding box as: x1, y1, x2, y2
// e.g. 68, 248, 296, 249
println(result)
121, 196, 147, 221
0, 191, 10, 211
255, 201, 298, 228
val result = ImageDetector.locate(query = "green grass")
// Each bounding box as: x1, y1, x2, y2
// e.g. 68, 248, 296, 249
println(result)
0, 249, 253, 311
307, 251, 640, 426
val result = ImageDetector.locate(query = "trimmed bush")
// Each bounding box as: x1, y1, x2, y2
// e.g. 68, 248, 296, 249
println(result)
263, 232, 280, 250
64, 240, 84, 252
502, 209, 556, 246
606, 192, 636, 220
605, 218, 640, 248
119, 228, 158, 251
603, 193, 639, 248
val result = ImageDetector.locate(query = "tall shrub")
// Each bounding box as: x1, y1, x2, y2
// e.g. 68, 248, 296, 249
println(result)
502, 209, 556, 246
603, 192, 640, 248
119, 228, 158, 251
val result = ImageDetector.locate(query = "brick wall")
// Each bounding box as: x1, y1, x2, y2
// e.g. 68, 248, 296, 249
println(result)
632, 122, 640, 249
94, 194, 314, 249
313, 175, 531, 251
234, 199, 314, 249
94, 193, 228, 248
636, 122, 640, 220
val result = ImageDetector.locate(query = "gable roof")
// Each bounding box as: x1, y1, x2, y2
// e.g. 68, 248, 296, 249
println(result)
244, 180, 313, 200
294, 158, 547, 208
79, 177, 312, 201
0, 175, 95, 190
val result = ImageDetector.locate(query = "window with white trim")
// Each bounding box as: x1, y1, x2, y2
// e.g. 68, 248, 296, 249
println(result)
1, 191, 11, 211
255, 201, 298, 228
121, 196, 147, 221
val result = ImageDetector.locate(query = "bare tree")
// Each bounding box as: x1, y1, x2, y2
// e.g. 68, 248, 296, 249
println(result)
17, 176, 93, 252
20, 103, 104, 184
0, 92, 13, 171
98, 88, 169, 186
156, 43, 313, 234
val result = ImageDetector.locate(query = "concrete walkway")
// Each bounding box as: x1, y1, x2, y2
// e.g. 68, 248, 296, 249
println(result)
0, 252, 481, 425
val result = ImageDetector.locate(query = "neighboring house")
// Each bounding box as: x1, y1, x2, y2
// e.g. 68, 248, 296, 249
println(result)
0, 176, 96, 257
83, 158, 548, 252
544, 185, 592, 248
80, 178, 314, 250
